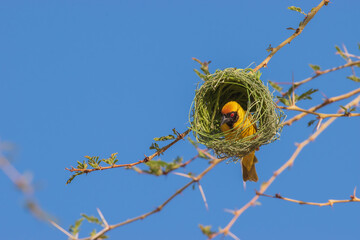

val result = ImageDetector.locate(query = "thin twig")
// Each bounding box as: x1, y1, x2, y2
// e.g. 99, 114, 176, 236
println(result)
198, 182, 209, 210
293, 60, 360, 87
227, 231, 240, 240
257, 189, 360, 207
97, 208, 109, 228
283, 88, 360, 126
253, 0, 329, 72
173, 172, 192, 179
133, 149, 209, 176
66, 129, 191, 173
49, 220, 75, 240
280, 105, 360, 118
336, 51, 360, 60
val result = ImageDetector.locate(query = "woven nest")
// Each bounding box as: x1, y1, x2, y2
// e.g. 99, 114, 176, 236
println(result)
190, 67, 285, 161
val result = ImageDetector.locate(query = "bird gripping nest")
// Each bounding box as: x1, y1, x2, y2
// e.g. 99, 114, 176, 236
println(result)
190, 66, 284, 161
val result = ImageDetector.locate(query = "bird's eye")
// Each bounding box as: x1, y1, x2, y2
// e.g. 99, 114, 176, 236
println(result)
230, 113, 235, 118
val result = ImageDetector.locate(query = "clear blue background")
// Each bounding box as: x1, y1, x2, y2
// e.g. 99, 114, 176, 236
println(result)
1, 1, 359, 239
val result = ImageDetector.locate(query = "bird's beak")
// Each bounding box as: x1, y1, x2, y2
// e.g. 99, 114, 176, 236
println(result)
221, 115, 228, 126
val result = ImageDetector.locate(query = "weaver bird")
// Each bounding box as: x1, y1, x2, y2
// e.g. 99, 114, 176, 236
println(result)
220, 101, 258, 182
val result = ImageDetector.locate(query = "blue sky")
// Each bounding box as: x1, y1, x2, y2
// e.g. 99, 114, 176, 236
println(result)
0, 1, 359, 239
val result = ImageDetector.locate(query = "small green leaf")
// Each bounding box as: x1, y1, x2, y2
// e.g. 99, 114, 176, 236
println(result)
76, 160, 88, 170
88, 156, 100, 168
172, 128, 179, 136
66, 172, 85, 185
69, 218, 84, 236
268, 81, 283, 92
288, 6, 306, 15
335, 45, 347, 60
149, 142, 160, 151
110, 152, 118, 159
153, 135, 175, 141
199, 224, 215, 237
198, 150, 209, 160
309, 64, 321, 71
90, 229, 108, 239
77, 161, 84, 169
297, 88, 318, 101
347, 75, 360, 82
164, 162, 180, 173
307, 119, 316, 127
340, 105, 351, 115
266, 44, 273, 52
102, 153, 119, 166
174, 156, 183, 164
339, 105, 356, 115
277, 96, 291, 106
81, 213, 103, 226
145, 160, 168, 176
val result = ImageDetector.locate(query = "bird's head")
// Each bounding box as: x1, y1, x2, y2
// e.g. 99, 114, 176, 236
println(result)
220, 101, 241, 130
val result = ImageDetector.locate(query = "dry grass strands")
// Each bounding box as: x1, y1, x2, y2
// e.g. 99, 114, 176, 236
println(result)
190, 68, 284, 161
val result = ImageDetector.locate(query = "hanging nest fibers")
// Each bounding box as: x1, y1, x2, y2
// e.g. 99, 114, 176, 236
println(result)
190, 67, 285, 161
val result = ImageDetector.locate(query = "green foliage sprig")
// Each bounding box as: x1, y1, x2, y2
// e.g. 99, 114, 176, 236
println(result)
68, 213, 108, 239
66, 153, 119, 184
65, 129, 191, 184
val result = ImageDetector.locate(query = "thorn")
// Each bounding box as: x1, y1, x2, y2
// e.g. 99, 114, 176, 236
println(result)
227, 231, 240, 240
172, 172, 192, 179
97, 208, 109, 227
316, 118, 323, 131
224, 209, 235, 215
319, 92, 329, 102
351, 187, 357, 200
197, 182, 209, 211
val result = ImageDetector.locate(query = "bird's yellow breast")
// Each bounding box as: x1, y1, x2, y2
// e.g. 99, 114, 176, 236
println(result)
221, 101, 257, 140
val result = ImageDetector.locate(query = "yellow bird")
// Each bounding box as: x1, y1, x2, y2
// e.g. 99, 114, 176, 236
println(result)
220, 101, 258, 182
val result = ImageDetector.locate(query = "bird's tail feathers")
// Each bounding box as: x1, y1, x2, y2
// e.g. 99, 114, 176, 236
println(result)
242, 151, 258, 182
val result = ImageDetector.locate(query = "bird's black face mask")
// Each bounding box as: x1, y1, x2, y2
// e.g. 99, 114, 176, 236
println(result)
221, 111, 239, 129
